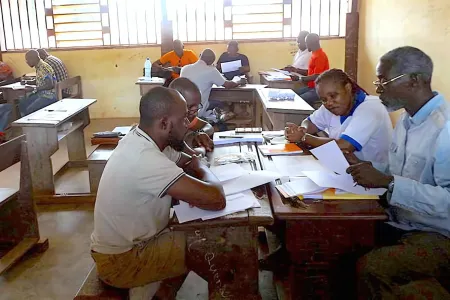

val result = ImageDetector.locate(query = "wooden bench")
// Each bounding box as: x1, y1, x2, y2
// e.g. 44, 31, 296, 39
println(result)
87, 145, 116, 193
56, 76, 82, 100
74, 265, 128, 300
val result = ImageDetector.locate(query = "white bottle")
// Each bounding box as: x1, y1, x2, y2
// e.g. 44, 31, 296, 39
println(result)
144, 57, 151, 79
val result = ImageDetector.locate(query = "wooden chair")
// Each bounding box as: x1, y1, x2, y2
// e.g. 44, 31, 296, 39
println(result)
56, 76, 82, 100
0, 135, 48, 275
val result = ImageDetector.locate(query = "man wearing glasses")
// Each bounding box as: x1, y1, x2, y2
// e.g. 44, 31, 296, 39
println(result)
347, 46, 450, 298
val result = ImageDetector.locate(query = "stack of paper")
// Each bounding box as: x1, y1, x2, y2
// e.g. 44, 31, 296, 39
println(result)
112, 126, 132, 136
268, 90, 296, 101
276, 177, 328, 198
213, 130, 264, 146
271, 155, 329, 177
258, 143, 303, 156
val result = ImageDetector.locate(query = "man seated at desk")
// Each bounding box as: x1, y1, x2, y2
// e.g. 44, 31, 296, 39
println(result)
216, 41, 251, 81
91, 87, 226, 298
180, 48, 245, 124
0, 61, 13, 82
152, 40, 198, 83
284, 31, 311, 74
19, 50, 57, 116
292, 33, 330, 107
37, 49, 70, 98
346, 46, 450, 299
169, 77, 214, 154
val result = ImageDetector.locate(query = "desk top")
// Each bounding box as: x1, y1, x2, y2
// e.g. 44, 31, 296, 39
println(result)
211, 84, 267, 90
0, 82, 35, 90
257, 88, 314, 114
0, 188, 18, 208
12, 98, 96, 128
170, 144, 274, 230
259, 71, 292, 82
135, 77, 166, 85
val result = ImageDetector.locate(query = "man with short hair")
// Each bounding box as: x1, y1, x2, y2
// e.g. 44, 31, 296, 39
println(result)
284, 31, 311, 74
347, 46, 450, 299
216, 40, 251, 80
152, 40, 198, 81
37, 49, 70, 98
91, 86, 226, 297
180, 48, 245, 120
19, 50, 57, 116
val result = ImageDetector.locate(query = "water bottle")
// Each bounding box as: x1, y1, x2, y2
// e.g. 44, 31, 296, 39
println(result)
144, 57, 151, 79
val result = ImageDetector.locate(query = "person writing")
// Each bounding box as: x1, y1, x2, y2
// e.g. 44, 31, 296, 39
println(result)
286, 68, 393, 170
216, 41, 251, 80
284, 31, 311, 75
347, 47, 450, 299
91, 87, 226, 298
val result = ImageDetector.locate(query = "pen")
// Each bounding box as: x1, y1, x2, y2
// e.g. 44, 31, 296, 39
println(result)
46, 109, 67, 112
219, 136, 243, 139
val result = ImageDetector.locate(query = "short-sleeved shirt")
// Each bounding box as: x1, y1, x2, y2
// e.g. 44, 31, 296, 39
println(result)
44, 55, 70, 95
159, 50, 198, 79
180, 60, 226, 117
307, 48, 330, 88
216, 52, 250, 80
91, 127, 184, 255
292, 49, 312, 70
35, 59, 57, 98
308, 90, 393, 168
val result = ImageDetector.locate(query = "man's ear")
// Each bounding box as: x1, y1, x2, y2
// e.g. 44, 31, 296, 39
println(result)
410, 73, 420, 88
160, 116, 169, 130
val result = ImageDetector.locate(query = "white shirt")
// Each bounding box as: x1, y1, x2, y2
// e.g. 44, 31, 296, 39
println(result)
180, 60, 226, 117
292, 49, 312, 69
308, 93, 393, 169
91, 127, 184, 254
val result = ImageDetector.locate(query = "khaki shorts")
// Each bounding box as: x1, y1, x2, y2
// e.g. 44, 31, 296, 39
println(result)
91, 231, 187, 288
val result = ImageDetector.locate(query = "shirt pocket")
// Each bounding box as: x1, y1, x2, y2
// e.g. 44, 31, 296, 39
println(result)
402, 154, 426, 181
388, 143, 401, 173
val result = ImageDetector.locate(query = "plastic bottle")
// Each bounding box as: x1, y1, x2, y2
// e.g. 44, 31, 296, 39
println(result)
144, 57, 151, 79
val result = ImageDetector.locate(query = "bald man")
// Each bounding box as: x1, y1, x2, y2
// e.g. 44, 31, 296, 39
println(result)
37, 49, 70, 98
91, 86, 225, 298
284, 31, 311, 75
180, 48, 245, 119
19, 50, 57, 116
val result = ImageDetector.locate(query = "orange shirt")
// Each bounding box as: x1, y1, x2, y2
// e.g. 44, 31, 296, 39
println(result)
307, 48, 330, 88
159, 49, 198, 79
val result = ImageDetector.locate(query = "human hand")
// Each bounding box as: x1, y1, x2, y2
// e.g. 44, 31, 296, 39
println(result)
24, 85, 35, 92
193, 132, 214, 152
343, 151, 364, 165
284, 66, 295, 72
184, 155, 203, 178
239, 78, 247, 86
346, 163, 393, 189
285, 122, 306, 143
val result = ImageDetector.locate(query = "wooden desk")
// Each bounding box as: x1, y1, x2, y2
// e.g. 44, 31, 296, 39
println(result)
135, 77, 166, 96
260, 154, 387, 299
12, 99, 97, 204
0, 82, 35, 121
169, 144, 273, 299
256, 88, 314, 131
259, 74, 305, 90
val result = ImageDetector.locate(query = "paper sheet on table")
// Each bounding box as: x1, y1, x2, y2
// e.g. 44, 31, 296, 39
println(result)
271, 155, 329, 177
174, 191, 257, 223
222, 170, 281, 195
280, 177, 328, 197
112, 126, 132, 136
310, 141, 349, 175
303, 171, 386, 195
210, 163, 247, 182
221, 60, 242, 73
213, 130, 264, 145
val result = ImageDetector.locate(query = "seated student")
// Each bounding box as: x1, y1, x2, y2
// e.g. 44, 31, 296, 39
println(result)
284, 31, 311, 74
37, 49, 70, 98
292, 33, 330, 106
19, 50, 57, 116
0, 103, 12, 138
152, 40, 198, 82
180, 48, 245, 121
347, 47, 450, 299
216, 41, 251, 80
91, 87, 226, 298
286, 68, 393, 170
169, 77, 214, 154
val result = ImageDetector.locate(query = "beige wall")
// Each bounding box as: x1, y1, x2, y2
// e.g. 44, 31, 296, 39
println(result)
358, 0, 450, 122
2, 38, 345, 118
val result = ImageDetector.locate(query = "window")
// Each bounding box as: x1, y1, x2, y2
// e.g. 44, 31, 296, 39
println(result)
0, 0, 347, 51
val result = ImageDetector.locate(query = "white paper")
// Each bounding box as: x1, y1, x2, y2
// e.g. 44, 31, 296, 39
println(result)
112, 126, 132, 136
213, 130, 264, 145
281, 177, 328, 197
210, 163, 247, 182
222, 170, 281, 195
303, 171, 386, 195
310, 141, 350, 175
271, 155, 329, 177
221, 60, 242, 73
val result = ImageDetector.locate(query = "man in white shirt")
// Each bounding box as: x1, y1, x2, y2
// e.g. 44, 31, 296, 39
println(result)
180, 48, 244, 118
284, 31, 312, 75
91, 86, 226, 297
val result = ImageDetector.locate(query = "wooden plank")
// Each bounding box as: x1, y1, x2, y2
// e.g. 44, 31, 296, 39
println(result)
87, 144, 116, 163
35, 193, 96, 205
0, 135, 25, 172
0, 237, 38, 274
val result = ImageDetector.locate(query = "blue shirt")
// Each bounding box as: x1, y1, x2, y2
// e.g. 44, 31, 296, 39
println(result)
387, 93, 450, 237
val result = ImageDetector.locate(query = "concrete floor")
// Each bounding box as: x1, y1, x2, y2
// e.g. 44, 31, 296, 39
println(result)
0, 118, 277, 300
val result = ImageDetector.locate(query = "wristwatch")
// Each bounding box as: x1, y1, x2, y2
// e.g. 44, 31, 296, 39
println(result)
388, 177, 395, 193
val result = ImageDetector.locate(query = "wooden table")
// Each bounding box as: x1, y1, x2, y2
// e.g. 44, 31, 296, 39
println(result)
0, 82, 35, 121
259, 73, 305, 90
260, 153, 387, 299
169, 144, 273, 299
135, 77, 166, 96
11, 99, 97, 204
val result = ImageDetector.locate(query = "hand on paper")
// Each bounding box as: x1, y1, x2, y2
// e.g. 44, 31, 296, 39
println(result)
285, 122, 306, 143
193, 132, 214, 152
346, 163, 393, 189
184, 155, 204, 178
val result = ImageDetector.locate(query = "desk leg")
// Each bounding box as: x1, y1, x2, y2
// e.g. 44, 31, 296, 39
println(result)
22, 127, 58, 196
3, 89, 23, 121
67, 128, 87, 163
186, 226, 260, 300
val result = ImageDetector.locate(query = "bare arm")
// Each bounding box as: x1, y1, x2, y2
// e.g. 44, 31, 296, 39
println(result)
223, 80, 240, 89
301, 73, 319, 83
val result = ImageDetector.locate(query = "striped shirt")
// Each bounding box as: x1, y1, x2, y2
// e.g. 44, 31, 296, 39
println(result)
44, 55, 70, 95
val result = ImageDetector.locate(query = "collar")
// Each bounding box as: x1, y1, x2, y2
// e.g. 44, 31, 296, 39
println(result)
196, 60, 208, 66
135, 126, 158, 147
35, 59, 44, 69
340, 89, 366, 124
409, 92, 444, 126
298, 49, 309, 54
312, 48, 323, 54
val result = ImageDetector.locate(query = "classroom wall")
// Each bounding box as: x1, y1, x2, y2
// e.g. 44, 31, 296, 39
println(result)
2, 38, 344, 118
358, 0, 450, 123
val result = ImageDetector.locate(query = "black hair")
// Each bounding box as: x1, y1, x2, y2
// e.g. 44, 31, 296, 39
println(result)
315, 68, 369, 95
139, 86, 179, 127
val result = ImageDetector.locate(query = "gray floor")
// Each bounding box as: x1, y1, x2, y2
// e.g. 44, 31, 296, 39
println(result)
0, 119, 277, 300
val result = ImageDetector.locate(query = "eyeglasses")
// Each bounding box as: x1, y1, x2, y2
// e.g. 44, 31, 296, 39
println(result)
373, 74, 408, 92
188, 103, 203, 113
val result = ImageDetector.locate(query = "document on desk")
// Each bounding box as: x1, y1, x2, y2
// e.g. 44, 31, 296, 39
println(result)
310, 141, 349, 175
271, 155, 329, 177
221, 60, 242, 73
213, 130, 264, 145
277, 177, 328, 197
210, 163, 247, 182
112, 126, 132, 136
222, 170, 281, 195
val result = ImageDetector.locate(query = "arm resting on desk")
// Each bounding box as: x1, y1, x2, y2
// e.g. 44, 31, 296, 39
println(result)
36, 77, 54, 92
301, 74, 319, 83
